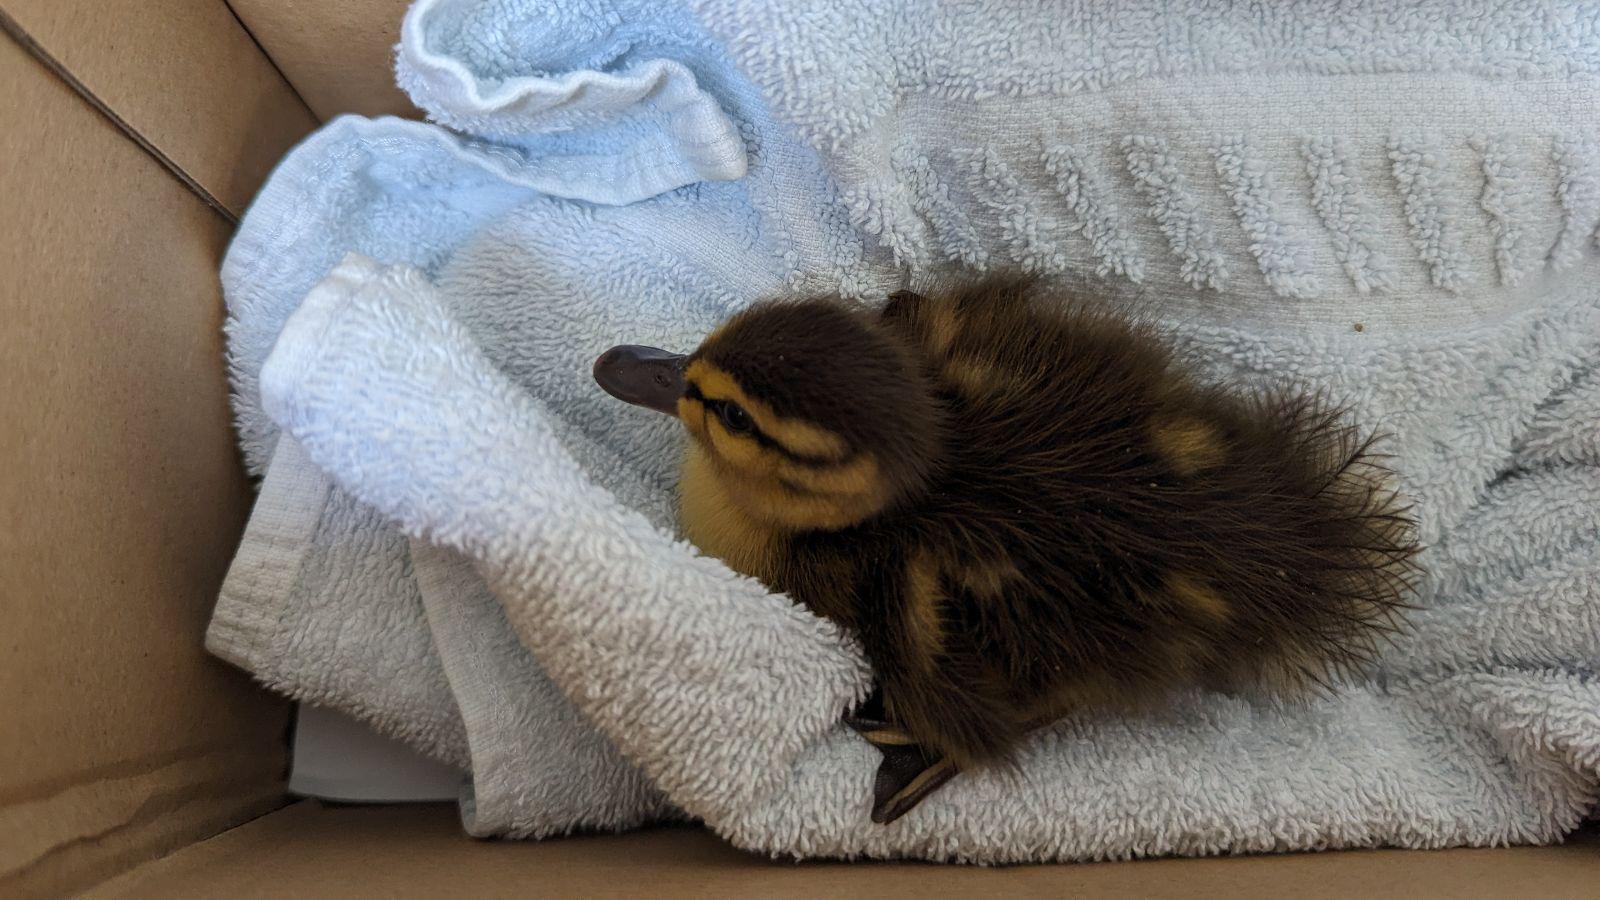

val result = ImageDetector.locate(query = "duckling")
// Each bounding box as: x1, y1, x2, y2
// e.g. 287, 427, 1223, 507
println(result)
593, 277, 1420, 824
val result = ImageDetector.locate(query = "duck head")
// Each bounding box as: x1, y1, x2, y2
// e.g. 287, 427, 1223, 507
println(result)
595, 297, 942, 533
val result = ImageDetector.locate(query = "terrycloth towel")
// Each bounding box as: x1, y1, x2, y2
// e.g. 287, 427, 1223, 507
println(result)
210, 0, 1600, 858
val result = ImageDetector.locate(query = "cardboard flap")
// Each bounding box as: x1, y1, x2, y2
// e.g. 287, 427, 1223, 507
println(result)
1, 0, 317, 217
0, 30, 291, 896
228, 0, 416, 120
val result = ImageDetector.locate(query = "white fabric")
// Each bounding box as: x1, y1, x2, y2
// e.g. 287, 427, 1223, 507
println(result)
210, 0, 1600, 859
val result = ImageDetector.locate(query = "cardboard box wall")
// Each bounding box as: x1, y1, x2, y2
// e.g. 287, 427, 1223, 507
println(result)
0, 1, 1594, 895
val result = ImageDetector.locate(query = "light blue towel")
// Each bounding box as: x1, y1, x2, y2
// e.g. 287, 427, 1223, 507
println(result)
212, 0, 1600, 860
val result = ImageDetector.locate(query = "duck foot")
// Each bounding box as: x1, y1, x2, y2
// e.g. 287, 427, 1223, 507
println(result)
844, 693, 961, 824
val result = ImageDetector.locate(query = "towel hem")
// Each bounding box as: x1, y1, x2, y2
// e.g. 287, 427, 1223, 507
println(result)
206, 435, 334, 675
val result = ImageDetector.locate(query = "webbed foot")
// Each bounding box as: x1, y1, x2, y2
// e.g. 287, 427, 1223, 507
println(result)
844, 692, 961, 824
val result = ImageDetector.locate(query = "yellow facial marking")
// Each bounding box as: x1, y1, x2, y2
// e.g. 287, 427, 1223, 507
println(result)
677, 394, 709, 439
685, 360, 848, 461
727, 470, 888, 531
706, 412, 768, 470
1166, 572, 1231, 624
681, 390, 783, 480
763, 415, 852, 462
776, 453, 881, 497
677, 445, 780, 581
677, 358, 902, 532
1150, 416, 1224, 476
902, 552, 945, 668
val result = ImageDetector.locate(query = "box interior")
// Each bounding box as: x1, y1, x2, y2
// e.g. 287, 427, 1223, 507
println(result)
86, 803, 1600, 899
1, 1, 1594, 894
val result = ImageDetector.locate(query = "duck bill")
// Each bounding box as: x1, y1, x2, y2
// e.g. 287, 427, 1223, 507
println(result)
593, 345, 688, 416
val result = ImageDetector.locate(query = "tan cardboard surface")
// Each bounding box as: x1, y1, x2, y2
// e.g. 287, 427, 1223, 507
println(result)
0, 0, 318, 218
0, 35, 288, 896
96, 802, 1600, 899
227, 0, 416, 120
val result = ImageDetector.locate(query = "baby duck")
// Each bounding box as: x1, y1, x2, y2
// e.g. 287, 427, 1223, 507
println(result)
594, 277, 1419, 823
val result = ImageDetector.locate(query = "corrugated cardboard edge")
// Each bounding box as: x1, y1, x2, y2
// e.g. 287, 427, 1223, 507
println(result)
0, 9, 238, 223
0, 0, 318, 217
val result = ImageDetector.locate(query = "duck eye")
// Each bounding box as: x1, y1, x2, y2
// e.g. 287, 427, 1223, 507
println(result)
717, 402, 755, 436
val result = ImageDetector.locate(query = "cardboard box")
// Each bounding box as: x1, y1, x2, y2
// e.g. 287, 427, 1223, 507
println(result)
1, 2, 1594, 894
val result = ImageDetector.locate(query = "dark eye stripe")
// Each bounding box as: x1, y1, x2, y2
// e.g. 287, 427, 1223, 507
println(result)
682, 379, 852, 468
685, 381, 767, 444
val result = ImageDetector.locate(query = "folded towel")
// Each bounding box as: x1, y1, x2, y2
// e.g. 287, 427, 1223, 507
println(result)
210, 434, 468, 768
211, 0, 1600, 858
260, 251, 1600, 861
